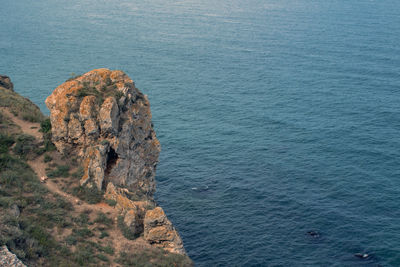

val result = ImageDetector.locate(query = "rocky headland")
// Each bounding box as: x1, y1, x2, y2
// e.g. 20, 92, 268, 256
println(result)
0, 71, 191, 266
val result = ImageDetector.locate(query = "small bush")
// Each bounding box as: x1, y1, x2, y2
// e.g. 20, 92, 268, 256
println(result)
104, 198, 117, 207
12, 134, 36, 157
43, 154, 52, 163
99, 231, 109, 239
72, 186, 103, 204
47, 165, 70, 178
73, 227, 94, 238
97, 254, 109, 262
94, 212, 113, 227
0, 134, 14, 153
40, 118, 51, 133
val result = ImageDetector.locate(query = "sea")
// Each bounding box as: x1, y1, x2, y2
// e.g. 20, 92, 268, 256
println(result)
1, 0, 399, 266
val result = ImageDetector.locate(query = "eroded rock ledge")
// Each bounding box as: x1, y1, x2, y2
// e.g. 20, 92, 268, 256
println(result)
46, 68, 185, 255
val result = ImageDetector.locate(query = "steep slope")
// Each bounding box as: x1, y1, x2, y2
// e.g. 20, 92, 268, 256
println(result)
0, 74, 192, 266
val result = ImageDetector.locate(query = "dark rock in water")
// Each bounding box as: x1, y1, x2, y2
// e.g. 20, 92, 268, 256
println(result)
354, 253, 369, 259
307, 230, 320, 238
0, 75, 14, 91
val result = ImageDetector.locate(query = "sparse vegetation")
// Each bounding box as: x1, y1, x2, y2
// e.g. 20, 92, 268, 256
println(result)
75, 79, 125, 105
44, 154, 53, 163
71, 166, 84, 179
0, 87, 45, 122
12, 134, 39, 159
0, 133, 14, 153
47, 165, 70, 178
116, 248, 193, 267
94, 212, 113, 227
117, 215, 137, 240
71, 185, 103, 204
40, 118, 56, 152
105, 198, 117, 207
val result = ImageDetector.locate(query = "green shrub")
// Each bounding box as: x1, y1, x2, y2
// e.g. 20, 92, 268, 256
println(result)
97, 254, 109, 262
47, 165, 70, 178
72, 186, 103, 204
104, 198, 117, 207
40, 118, 51, 133
0, 134, 14, 153
44, 154, 52, 163
94, 212, 113, 227
99, 230, 109, 239
73, 227, 94, 238
12, 134, 36, 157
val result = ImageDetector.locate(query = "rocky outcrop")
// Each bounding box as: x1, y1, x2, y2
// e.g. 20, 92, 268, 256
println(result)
0, 246, 26, 267
0, 75, 13, 91
45, 68, 160, 197
46, 68, 186, 255
144, 207, 185, 254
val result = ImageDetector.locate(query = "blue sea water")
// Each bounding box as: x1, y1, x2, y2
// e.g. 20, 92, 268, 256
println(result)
1, 0, 400, 265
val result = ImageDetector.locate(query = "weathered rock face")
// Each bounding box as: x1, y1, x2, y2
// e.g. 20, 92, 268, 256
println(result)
45, 69, 160, 197
144, 207, 185, 255
0, 75, 13, 91
46, 68, 186, 256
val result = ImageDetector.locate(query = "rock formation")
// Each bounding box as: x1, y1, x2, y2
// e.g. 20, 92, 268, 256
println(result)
0, 75, 13, 91
46, 68, 186, 254
144, 207, 185, 254
46, 68, 160, 197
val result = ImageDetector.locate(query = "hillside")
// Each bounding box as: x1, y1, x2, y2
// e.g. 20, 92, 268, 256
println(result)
0, 73, 192, 266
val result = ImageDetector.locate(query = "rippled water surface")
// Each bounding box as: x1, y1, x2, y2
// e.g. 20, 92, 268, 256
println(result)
1, 0, 400, 265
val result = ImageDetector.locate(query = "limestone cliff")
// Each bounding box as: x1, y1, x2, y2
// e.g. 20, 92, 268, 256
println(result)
45, 69, 160, 197
46, 68, 186, 255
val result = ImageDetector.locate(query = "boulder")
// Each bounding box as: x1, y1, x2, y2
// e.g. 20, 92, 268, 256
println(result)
0, 75, 13, 91
144, 207, 186, 255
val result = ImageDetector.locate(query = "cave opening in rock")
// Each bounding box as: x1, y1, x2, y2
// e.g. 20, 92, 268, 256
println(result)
105, 147, 118, 177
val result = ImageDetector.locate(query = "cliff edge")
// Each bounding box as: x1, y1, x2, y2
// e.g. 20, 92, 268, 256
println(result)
0, 72, 191, 266
46, 68, 185, 254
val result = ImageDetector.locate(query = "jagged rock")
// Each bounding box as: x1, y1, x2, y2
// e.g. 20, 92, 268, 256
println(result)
46, 68, 187, 256
45, 69, 160, 197
0, 246, 26, 267
0, 75, 13, 91
144, 207, 185, 255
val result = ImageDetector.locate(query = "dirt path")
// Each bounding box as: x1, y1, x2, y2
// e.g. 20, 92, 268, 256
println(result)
4, 108, 116, 215
1, 108, 43, 140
